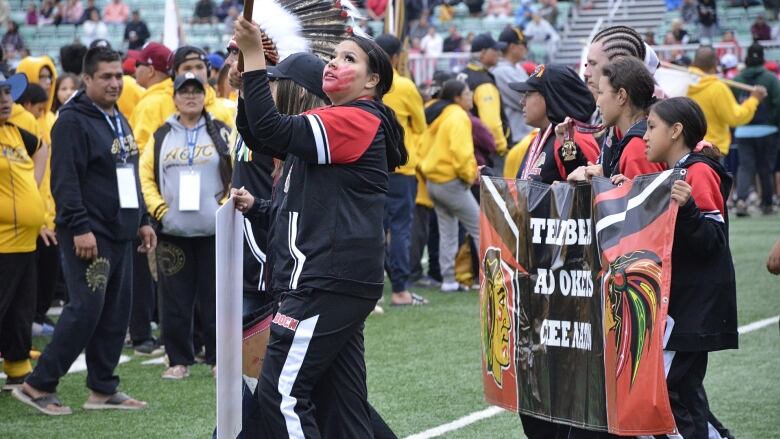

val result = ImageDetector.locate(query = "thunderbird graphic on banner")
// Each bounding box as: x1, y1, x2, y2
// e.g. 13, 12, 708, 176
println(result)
479, 171, 681, 435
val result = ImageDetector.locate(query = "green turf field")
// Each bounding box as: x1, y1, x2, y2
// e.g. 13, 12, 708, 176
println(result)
1, 216, 778, 438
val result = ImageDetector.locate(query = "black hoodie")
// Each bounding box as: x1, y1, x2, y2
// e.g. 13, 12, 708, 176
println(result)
242, 69, 404, 299
51, 90, 148, 241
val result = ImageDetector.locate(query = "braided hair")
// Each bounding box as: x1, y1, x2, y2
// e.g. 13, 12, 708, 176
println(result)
591, 26, 646, 62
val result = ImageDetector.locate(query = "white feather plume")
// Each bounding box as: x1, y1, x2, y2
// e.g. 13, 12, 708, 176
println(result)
253, 0, 310, 61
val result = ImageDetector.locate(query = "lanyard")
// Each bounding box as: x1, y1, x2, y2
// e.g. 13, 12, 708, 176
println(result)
186, 124, 202, 167
94, 104, 127, 163
520, 125, 553, 180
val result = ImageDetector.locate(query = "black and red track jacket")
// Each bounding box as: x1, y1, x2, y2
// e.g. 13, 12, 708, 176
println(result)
241, 69, 393, 300
518, 125, 600, 184
668, 153, 737, 352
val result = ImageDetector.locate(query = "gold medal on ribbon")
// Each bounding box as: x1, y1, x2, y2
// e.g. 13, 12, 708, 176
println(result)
561, 140, 577, 161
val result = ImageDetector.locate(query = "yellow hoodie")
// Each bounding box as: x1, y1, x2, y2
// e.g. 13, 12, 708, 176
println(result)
383, 69, 426, 176
503, 129, 538, 179
130, 77, 236, 153
118, 75, 145, 122
686, 66, 759, 154
419, 103, 477, 185
16, 57, 59, 230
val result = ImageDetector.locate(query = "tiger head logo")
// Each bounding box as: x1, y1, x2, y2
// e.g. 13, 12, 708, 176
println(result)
605, 250, 662, 386
482, 248, 512, 387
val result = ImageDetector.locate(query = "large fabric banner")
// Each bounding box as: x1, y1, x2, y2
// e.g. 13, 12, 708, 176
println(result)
479, 171, 680, 435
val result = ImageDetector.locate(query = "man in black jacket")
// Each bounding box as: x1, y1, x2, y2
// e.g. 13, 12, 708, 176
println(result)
13, 47, 156, 416
123, 10, 150, 50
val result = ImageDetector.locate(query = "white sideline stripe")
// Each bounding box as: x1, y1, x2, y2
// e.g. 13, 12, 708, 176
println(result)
0, 354, 130, 379
141, 356, 167, 365
738, 316, 779, 333
404, 406, 505, 439
404, 315, 780, 439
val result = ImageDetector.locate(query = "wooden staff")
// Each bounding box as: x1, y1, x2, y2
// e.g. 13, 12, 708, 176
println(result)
659, 61, 755, 92
237, 0, 255, 72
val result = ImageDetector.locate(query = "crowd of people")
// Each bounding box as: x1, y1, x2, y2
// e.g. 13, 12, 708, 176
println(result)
0, 1, 779, 437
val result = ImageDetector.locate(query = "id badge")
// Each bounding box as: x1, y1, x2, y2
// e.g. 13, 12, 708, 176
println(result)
116, 164, 140, 209
179, 169, 201, 211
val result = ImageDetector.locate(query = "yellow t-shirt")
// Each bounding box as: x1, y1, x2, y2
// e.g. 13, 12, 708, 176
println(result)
0, 123, 45, 253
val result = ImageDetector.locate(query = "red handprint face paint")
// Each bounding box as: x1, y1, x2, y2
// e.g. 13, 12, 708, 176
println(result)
322, 64, 357, 94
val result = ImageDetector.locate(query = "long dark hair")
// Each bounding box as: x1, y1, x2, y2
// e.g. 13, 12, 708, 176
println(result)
650, 97, 720, 159
601, 57, 656, 112
345, 35, 408, 170
439, 79, 467, 102
346, 35, 395, 100
203, 112, 233, 200
52, 73, 81, 112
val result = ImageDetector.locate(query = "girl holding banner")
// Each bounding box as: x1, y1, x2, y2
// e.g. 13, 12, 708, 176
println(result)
612, 97, 738, 439
566, 57, 665, 183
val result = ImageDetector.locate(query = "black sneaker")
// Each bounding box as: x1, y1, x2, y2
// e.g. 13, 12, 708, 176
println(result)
2, 374, 29, 392
133, 339, 164, 356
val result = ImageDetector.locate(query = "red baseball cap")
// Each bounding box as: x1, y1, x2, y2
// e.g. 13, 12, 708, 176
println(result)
138, 43, 172, 73
123, 50, 141, 75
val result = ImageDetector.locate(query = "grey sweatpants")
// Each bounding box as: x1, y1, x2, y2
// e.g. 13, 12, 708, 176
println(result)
427, 179, 480, 283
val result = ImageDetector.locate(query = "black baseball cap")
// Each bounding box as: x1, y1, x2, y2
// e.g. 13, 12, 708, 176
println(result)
509, 64, 596, 124
499, 26, 527, 46
172, 46, 208, 75
375, 34, 403, 58
268, 52, 328, 101
471, 33, 507, 52
746, 43, 765, 67
173, 72, 205, 92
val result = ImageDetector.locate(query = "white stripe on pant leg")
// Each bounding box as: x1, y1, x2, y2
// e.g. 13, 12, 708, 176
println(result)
288, 212, 306, 290
278, 315, 320, 439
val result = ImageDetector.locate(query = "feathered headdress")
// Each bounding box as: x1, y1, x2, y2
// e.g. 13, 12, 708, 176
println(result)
250, 0, 366, 64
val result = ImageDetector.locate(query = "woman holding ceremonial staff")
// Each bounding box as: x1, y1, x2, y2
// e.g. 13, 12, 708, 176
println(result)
232, 16, 407, 438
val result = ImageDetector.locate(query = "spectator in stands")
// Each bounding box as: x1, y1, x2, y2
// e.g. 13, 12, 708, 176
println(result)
375, 34, 429, 305
2, 21, 23, 62
697, 0, 719, 41
465, 0, 485, 16
0, 71, 48, 393
443, 26, 463, 52
681, 0, 698, 23
366, 0, 388, 20
465, 34, 508, 156
717, 30, 741, 58
671, 18, 691, 43
124, 10, 150, 50
0, 46, 10, 77
39, 0, 56, 25
62, 0, 84, 25
103, 0, 129, 24
538, 0, 559, 28
732, 43, 780, 216
486, 0, 513, 18
81, 0, 97, 23
421, 26, 444, 57
645, 31, 657, 45
686, 45, 766, 154
26, 3, 38, 26
524, 12, 559, 61
81, 10, 108, 47
494, 26, 531, 143
409, 11, 431, 41
720, 53, 739, 79
751, 14, 772, 40
224, 6, 239, 36
215, 0, 239, 21
514, 0, 534, 28
193, 0, 217, 24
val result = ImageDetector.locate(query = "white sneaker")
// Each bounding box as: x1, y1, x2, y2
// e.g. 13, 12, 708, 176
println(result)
441, 281, 464, 292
